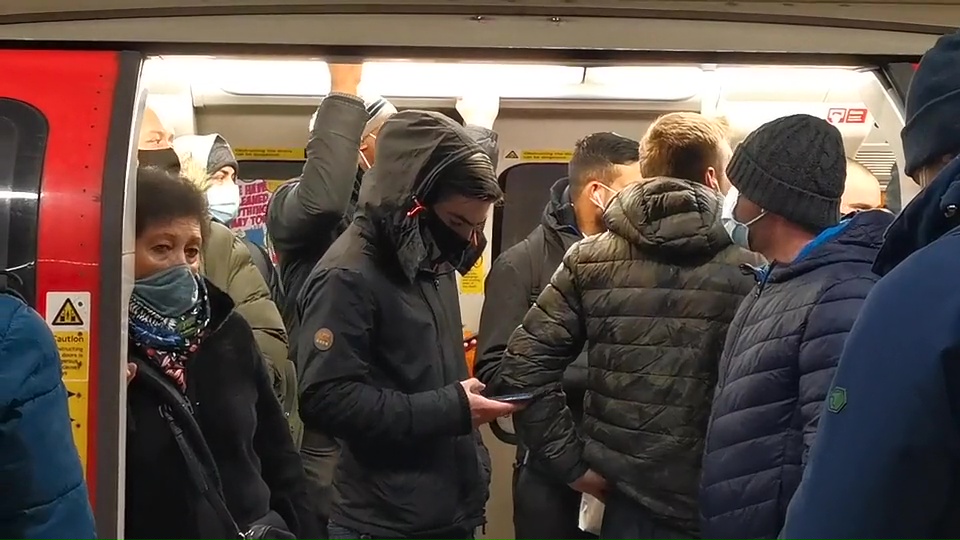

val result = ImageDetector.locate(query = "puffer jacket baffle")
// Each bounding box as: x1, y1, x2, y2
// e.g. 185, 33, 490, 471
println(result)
500, 177, 761, 535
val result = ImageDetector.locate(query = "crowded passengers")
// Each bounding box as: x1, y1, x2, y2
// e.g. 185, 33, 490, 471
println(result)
4, 27, 960, 540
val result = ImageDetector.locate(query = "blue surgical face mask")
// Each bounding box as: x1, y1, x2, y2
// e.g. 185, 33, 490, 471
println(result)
132, 264, 200, 318
206, 182, 241, 224
721, 187, 766, 250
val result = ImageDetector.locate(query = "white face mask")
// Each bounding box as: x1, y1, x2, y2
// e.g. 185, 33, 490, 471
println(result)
721, 187, 766, 250
207, 182, 241, 224
358, 133, 376, 171
591, 183, 619, 212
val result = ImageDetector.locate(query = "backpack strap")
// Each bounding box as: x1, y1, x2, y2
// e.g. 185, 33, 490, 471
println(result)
245, 238, 286, 302
131, 357, 245, 540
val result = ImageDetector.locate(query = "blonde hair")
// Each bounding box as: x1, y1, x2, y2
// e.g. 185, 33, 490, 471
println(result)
179, 155, 214, 193
640, 112, 731, 183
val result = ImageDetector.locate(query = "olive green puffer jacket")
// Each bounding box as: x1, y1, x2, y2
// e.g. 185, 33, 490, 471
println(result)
201, 219, 303, 448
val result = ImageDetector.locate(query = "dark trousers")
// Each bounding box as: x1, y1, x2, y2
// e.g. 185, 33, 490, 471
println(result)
328, 522, 474, 539
300, 429, 340, 539
599, 490, 689, 540
513, 447, 596, 540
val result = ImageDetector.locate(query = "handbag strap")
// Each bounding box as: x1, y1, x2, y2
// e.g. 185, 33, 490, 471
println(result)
131, 357, 246, 539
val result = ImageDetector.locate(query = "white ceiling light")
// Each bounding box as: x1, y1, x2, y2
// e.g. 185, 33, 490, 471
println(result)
213, 59, 584, 99
582, 66, 703, 101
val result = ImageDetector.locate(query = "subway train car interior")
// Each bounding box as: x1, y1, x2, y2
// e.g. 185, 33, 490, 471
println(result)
0, 1, 949, 537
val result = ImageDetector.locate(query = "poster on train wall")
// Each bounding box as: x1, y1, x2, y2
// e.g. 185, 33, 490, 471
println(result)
45, 291, 92, 475
231, 179, 288, 261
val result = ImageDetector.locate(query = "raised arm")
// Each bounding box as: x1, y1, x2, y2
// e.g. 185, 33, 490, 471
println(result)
267, 64, 369, 254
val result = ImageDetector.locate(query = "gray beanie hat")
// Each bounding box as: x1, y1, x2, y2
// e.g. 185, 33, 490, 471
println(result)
727, 114, 846, 232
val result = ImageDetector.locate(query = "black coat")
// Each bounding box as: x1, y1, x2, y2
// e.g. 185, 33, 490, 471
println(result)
124, 280, 314, 539
500, 177, 761, 535
297, 111, 498, 538
475, 177, 587, 411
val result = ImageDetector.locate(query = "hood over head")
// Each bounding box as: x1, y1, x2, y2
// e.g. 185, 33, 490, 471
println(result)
873, 154, 960, 276
603, 176, 731, 257
172, 134, 239, 179
768, 208, 894, 283
541, 177, 581, 239
356, 110, 495, 281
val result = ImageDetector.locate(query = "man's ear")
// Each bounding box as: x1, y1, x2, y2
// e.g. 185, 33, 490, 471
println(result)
705, 167, 720, 191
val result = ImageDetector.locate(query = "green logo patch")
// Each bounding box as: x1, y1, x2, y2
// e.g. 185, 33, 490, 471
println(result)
827, 386, 847, 413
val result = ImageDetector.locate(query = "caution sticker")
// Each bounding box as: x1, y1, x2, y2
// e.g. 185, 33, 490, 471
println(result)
46, 292, 91, 473
459, 255, 485, 295
64, 379, 89, 475
46, 292, 90, 330
520, 149, 574, 162
234, 147, 306, 161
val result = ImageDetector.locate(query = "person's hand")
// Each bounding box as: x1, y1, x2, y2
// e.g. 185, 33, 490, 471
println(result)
126, 362, 137, 385
459, 378, 520, 427
569, 469, 608, 502
456, 94, 501, 130
329, 63, 363, 95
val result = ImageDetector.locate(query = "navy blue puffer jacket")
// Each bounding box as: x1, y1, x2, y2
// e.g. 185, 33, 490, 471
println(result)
699, 209, 894, 539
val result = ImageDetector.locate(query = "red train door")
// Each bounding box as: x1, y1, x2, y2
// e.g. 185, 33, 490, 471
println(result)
0, 49, 142, 539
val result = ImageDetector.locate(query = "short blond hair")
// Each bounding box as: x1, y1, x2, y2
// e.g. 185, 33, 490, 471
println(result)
640, 112, 731, 183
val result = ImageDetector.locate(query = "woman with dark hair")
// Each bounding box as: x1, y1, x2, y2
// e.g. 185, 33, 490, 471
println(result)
124, 167, 314, 539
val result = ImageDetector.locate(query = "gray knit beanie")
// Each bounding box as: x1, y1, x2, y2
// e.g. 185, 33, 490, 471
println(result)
726, 114, 846, 232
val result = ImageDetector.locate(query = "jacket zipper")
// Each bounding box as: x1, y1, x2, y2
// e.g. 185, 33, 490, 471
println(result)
716, 262, 772, 391
417, 273, 450, 384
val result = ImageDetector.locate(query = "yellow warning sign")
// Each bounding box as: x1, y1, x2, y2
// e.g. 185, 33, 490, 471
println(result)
265, 179, 288, 193
459, 255, 485, 295
521, 150, 574, 162
234, 148, 306, 161
64, 380, 89, 476
55, 331, 90, 381
51, 298, 84, 327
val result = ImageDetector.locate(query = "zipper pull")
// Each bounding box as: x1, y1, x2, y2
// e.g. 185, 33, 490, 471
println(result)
433, 278, 440, 289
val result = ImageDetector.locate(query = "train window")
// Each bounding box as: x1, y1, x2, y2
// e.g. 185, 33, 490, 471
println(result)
884, 62, 918, 104
0, 99, 47, 305
492, 162, 568, 260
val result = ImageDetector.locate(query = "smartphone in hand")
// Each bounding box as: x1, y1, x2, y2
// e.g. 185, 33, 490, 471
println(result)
489, 392, 535, 404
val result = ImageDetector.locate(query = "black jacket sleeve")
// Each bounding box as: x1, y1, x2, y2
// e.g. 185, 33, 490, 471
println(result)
474, 251, 533, 392
267, 94, 368, 255
500, 245, 589, 484
298, 267, 473, 443
250, 338, 318, 538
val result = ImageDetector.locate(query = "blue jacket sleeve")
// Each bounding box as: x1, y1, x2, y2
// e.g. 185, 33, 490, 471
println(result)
297, 268, 472, 443
782, 249, 960, 539
797, 275, 876, 464
0, 297, 95, 539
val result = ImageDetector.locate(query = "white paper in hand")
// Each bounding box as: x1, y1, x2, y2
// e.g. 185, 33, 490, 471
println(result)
578, 493, 605, 535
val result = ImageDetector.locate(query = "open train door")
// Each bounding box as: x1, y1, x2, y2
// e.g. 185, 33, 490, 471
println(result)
0, 49, 143, 539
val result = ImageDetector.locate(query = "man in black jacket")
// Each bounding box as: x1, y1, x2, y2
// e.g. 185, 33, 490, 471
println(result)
266, 64, 501, 533
474, 132, 641, 539
297, 111, 519, 539
500, 112, 760, 539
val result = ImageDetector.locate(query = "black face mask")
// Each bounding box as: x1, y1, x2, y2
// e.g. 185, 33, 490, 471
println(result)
423, 211, 484, 275
138, 148, 181, 174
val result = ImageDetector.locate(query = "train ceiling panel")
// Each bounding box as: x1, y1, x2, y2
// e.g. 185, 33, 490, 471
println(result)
0, 0, 958, 30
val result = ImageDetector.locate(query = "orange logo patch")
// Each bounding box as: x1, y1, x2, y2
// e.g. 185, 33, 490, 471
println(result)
314, 328, 334, 351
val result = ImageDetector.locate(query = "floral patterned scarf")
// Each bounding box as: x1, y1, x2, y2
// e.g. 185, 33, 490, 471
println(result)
129, 276, 211, 392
